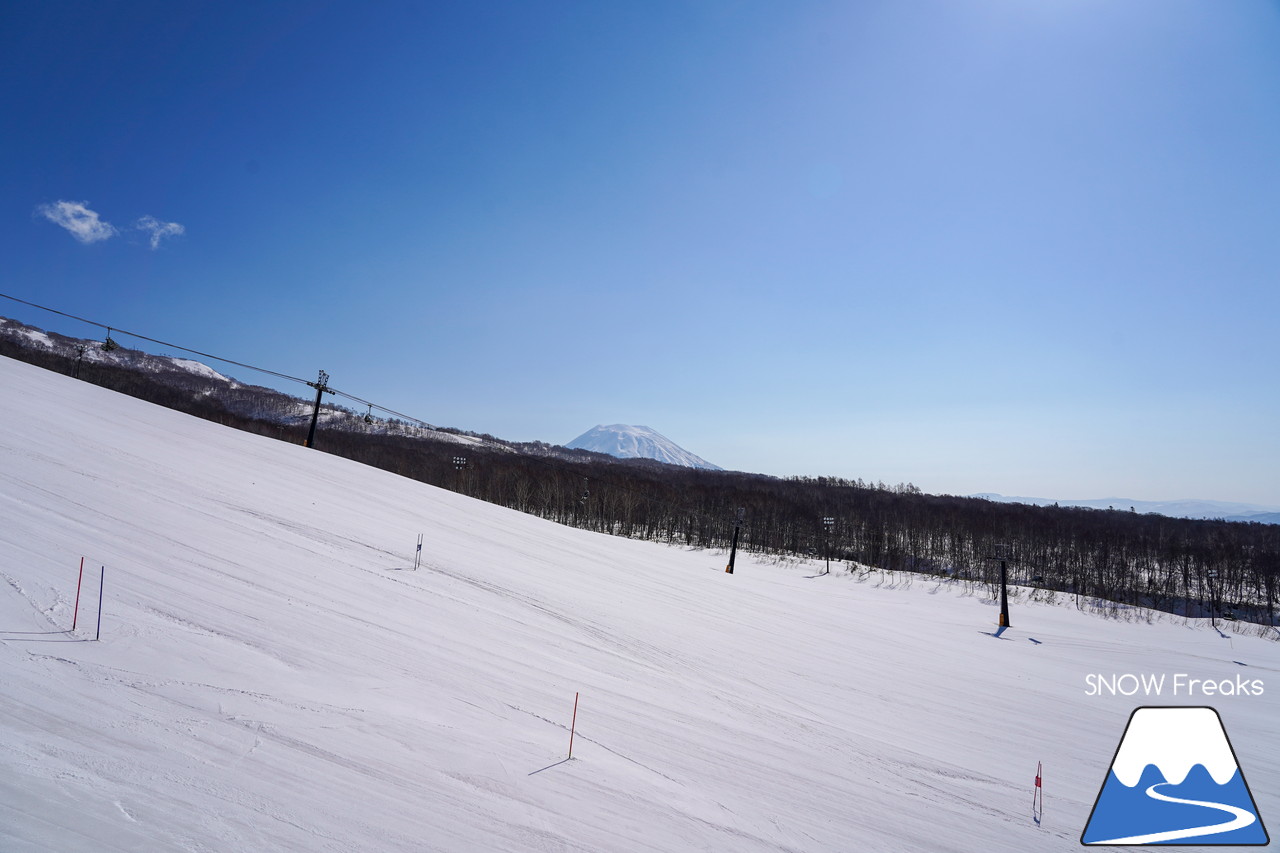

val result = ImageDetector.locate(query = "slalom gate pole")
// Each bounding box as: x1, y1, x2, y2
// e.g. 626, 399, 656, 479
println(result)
1033, 761, 1043, 822
95, 566, 105, 641
72, 557, 84, 631
568, 692, 579, 759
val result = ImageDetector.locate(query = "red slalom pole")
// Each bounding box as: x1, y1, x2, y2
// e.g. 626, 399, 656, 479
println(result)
568, 692, 579, 759
1032, 761, 1043, 824
72, 557, 84, 631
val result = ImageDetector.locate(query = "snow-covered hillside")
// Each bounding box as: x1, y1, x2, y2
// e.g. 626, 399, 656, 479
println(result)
0, 315, 484, 449
0, 315, 236, 384
2, 354, 1277, 852
566, 424, 722, 470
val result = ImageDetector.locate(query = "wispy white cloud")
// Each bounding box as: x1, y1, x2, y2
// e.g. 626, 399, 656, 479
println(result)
134, 215, 185, 250
36, 200, 186, 250
36, 200, 118, 244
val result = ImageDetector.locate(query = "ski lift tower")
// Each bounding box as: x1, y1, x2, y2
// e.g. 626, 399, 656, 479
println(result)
304, 370, 333, 448
992, 542, 1012, 629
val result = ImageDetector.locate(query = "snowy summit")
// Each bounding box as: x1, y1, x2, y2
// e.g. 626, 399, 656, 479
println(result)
565, 424, 722, 470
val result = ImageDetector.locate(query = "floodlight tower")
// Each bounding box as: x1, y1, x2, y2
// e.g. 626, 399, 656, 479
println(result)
1207, 568, 1219, 629
822, 517, 835, 575
576, 478, 590, 528
452, 456, 467, 494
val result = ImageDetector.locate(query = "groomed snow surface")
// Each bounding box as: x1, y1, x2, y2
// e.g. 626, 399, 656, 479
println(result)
1, 353, 1276, 852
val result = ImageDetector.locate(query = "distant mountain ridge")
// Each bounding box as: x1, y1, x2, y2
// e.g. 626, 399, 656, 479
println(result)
5, 314, 1272, 525
0, 316, 710, 470
973, 493, 1280, 525
0, 316, 239, 385
566, 424, 722, 470
0, 315, 486, 448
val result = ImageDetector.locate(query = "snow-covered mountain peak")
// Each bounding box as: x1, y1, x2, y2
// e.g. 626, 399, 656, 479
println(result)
565, 424, 722, 470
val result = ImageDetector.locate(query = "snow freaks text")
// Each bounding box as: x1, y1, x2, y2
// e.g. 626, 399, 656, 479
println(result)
1085, 674, 1264, 698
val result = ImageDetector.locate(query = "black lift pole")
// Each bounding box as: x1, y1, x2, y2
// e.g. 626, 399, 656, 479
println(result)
726, 507, 744, 574
999, 558, 1011, 628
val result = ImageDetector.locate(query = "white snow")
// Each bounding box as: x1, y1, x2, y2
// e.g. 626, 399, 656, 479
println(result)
0, 319, 55, 349
168, 357, 230, 382
17, 328, 54, 348
1, 353, 1277, 852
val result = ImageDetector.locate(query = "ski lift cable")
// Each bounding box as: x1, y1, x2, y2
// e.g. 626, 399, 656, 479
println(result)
1, 292, 747, 537
0, 291, 310, 386
0, 292, 507, 448
327, 387, 445, 432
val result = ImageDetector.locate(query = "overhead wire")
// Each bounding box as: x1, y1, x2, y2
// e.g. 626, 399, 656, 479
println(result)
0, 291, 519, 449
0, 291, 310, 386
325, 386, 452, 434
1, 291, 748, 540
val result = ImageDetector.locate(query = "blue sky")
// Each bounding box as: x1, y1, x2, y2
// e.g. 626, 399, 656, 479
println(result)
4, 0, 1279, 504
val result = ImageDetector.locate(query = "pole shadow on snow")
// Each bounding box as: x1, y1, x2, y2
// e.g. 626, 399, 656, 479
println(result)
4, 638, 90, 643
980, 626, 1010, 639
1, 632, 89, 643
528, 758, 572, 776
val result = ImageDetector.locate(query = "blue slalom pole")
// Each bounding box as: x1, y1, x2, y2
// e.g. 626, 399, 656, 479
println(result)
96, 566, 104, 641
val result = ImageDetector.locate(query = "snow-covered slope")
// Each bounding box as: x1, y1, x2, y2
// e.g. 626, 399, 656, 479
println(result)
2, 354, 1277, 852
566, 424, 722, 470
